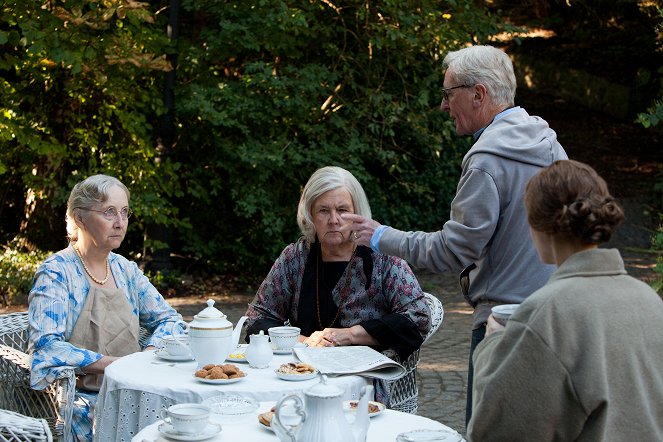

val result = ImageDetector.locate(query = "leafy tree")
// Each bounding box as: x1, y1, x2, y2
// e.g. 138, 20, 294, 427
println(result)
0, 0, 183, 253
0, 0, 506, 277
171, 0, 501, 272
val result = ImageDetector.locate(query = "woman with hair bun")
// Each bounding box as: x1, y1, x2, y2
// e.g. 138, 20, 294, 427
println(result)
467, 160, 663, 441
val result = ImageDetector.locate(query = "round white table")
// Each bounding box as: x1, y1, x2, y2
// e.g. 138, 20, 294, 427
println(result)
132, 401, 465, 442
94, 350, 368, 442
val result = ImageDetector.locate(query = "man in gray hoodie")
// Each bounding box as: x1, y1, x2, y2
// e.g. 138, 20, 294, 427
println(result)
342, 44, 568, 424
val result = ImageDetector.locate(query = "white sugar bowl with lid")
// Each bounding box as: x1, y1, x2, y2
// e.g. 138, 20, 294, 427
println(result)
173, 299, 248, 368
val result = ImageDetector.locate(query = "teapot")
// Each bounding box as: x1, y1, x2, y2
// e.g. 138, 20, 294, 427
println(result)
244, 330, 273, 368
173, 299, 248, 367
272, 375, 372, 442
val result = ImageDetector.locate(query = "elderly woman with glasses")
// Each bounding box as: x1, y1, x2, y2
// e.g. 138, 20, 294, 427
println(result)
245, 166, 431, 405
28, 174, 183, 442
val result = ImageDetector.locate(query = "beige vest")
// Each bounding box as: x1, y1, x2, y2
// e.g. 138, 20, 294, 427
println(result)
69, 286, 141, 391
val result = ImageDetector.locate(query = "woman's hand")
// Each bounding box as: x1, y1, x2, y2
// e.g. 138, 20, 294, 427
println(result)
303, 331, 335, 347
303, 326, 378, 347
485, 315, 506, 336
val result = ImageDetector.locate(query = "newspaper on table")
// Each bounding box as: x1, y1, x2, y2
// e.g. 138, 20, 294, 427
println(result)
293, 345, 405, 381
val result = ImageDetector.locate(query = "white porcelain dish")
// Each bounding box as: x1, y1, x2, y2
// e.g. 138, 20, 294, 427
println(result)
396, 428, 465, 442
274, 369, 319, 381
194, 374, 245, 385
226, 344, 248, 362
157, 422, 222, 441
342, 400, 386, 417
154, 348, 194, 362
271, 347, 293, 355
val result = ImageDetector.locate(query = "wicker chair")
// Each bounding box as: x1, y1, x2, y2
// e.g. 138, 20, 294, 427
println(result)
0, 312, 152, 442
383, 292, 444, 414
0, 312, 74, 441
0, 409, 53, 442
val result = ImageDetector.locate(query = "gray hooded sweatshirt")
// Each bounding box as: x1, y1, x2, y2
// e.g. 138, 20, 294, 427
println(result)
379, 107, 568, 328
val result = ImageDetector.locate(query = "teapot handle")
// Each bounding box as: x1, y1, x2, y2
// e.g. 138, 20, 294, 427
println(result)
273, 394, 305, 442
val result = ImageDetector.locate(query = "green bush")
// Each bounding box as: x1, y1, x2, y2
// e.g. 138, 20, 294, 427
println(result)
0, 0, 506, 276
0, 240, 51, 306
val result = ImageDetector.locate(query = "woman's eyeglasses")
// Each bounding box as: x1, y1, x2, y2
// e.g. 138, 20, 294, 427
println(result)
79, 207, 133, 220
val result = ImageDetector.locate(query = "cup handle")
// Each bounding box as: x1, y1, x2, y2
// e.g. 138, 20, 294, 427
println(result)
159, 408, 170, 422
170, 319, 189, 336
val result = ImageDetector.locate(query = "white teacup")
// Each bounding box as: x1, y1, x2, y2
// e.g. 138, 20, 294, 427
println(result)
491, 304, 520, 326
162, 336, 190, 357
268, 326, 301, 350
160, 403, 210, 434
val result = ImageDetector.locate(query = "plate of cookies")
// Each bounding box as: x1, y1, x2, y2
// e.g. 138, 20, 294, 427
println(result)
194, 363, 246, 384
275, 362, 318, 381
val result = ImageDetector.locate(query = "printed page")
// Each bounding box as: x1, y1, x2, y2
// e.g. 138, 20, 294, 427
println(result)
293, 346, 405, 380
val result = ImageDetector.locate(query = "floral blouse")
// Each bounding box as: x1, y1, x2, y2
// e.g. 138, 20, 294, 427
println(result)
28, 245, 182, 390
246, 238, 431, 360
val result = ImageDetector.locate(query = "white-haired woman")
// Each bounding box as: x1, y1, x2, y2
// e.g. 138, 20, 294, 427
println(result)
245, 166, 431, 405
28, 174, 183, 441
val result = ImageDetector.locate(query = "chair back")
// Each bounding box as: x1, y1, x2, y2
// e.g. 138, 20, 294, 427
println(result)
384, 292, 444, 413
422, 292, 444, 342
0, 312, 72, 441
0, 313, 29, 352
0, 408, 53, 442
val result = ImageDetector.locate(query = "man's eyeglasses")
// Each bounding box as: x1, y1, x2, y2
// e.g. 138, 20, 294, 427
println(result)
79, 207, 133, 221
442, 84, 472, 101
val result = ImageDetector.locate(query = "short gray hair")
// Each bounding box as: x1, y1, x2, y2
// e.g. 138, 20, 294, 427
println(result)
443, 45, 516, 107
297, 166, 372, 244
66, 174, 130, 242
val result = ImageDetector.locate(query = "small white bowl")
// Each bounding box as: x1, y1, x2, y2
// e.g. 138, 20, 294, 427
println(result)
268, 326, 301, 350
491, 304, 520, 325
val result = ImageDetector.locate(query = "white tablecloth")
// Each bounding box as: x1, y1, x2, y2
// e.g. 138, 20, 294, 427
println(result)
94, 350, 368, 441
132, 401, 464, 442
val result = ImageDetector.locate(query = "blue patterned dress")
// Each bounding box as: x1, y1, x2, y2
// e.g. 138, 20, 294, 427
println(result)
28, 245, 182, 441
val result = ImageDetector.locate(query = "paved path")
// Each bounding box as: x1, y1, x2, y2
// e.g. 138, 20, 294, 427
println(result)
170, 269, 472, 436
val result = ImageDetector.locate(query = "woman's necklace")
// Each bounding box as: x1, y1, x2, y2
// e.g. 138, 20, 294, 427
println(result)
73, 245, 110, 285
316, 244, 357, 329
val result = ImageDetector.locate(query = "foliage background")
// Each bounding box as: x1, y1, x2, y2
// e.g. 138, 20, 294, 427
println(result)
1, 0, 501, 276
1, 0, 661, 302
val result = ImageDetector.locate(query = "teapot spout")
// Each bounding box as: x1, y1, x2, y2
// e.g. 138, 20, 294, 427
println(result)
232, 315, 249, 349
351, 385, 373, 442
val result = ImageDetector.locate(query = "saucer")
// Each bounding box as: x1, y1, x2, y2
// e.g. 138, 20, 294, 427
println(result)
155, 348, 195, 362
271, 347, 293, 355
157, 422, 222, 441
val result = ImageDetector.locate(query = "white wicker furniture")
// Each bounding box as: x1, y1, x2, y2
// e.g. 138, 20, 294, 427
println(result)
383, 292, 444, 414
0, 312, 152, 442
0, 312, 74, 441
0, 409, 53, 442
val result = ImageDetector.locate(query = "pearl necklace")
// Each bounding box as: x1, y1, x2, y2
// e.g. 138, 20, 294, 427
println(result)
73, 245, 110, 285
316, 244, 357, 329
